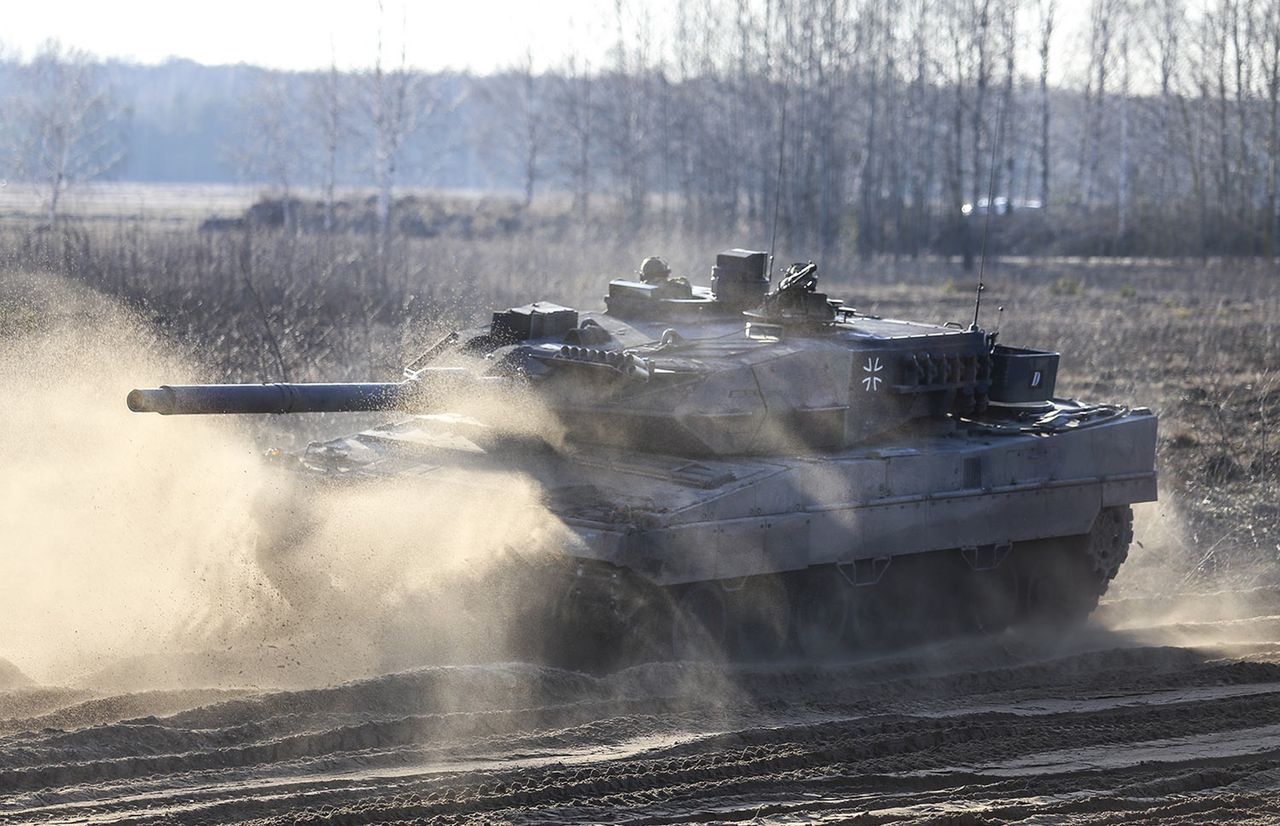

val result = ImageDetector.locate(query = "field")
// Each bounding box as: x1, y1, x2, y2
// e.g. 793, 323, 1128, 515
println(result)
1, 187, 1279, 823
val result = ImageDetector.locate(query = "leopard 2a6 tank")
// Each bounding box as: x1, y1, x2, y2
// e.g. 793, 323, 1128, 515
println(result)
128, 249, 1157, 660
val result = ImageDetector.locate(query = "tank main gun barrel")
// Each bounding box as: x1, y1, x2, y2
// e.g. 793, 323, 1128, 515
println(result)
128, 367, 509, 415
127, 382, 421, 415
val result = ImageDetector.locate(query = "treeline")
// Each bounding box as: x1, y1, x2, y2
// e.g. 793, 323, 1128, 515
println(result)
2, 0, 1279, 260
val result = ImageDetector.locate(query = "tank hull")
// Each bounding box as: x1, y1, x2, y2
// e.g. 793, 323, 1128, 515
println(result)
301, 406, 1154, 584
564, 409, 1155, 585
289, 403, 1154, 658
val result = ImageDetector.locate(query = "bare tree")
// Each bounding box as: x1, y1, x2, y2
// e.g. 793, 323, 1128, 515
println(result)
365, 4, 421, 256
1036, 0, 1055, 207
1185, 12, 1214, 251
0, 42, 12, 181
552, 53, 595, 224
1213, 0, 1233, 237
1080, 0, 1117, 209
475, 49, 543, 210
307, 55, 350, 233
10, 40, 126, 228
234, 72, 304, 229
515, 50, 543, 210
901, 0, 941, 255
604, 0, 655, 225
1149, 0, 1184, 221
1118, 26, 1131, 238
8, 0, 1280, 260
1264, 0, 1280, 255
945, 0, 972, 265
857, 0, 887, 258
1230, 0, 1255, 237
970, 0, 994, 216
991, 0, 1017, 205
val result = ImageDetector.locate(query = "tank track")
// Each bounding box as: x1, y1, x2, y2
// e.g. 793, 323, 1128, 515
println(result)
552, 506, 1136, 667
253, 496, 1135, 670
1084, 505, 1134, 591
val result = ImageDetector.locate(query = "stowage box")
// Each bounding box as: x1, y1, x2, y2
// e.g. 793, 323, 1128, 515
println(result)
712, 249, 770, 306
491, 302, 579, 342
989, 345, 1059, 403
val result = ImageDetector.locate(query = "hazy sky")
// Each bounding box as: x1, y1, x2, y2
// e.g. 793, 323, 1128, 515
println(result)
5, 0, 1098, 83
2, 0, 623, 73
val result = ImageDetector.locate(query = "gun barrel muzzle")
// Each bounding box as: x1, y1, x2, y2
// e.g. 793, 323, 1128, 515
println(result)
127, 387, 177, 414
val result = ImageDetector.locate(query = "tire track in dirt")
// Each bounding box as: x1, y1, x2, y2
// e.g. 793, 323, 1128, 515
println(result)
222, 689, 1280, 824
5, 605, 1280, 824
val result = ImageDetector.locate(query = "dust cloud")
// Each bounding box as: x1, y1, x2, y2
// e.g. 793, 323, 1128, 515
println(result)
1100, 498, 1278, 650
0, 272, 573, 691
1108, 499, 1194, 600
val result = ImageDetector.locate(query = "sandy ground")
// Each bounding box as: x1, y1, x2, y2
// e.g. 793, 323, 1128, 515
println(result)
5, 590, 1280, 825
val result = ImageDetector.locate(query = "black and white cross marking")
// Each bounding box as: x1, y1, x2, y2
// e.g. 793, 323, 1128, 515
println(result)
861, 356, 883, 391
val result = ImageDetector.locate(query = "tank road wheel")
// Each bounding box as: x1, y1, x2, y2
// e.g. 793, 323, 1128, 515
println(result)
1019, 506, 1134, 625
617, 589, 675, 665
789, 567, 855, 658
547, 566, 674, 669
1087, 506, 1134, 586
671, 584, 727, 661
968, 566, 1020, 633
873, 553, 957, 645
1019, 541, 1098, 624
726, 576, 792, 661
955, 551, 1020, 635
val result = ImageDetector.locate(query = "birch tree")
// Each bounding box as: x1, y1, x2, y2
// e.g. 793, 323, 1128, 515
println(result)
307, 57, 350, 233
1036, 0, 1055, 207
552, 54, 595, 224
475, 49, 543, 210
1263, 0, 1280, 255
1080, 0, 1117, 209
235, 73, 304, 229
365, 4, 428, 256
11, 40, 127, 228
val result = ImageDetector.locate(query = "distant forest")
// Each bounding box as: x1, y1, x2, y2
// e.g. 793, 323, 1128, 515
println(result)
2, 0, 1279, 260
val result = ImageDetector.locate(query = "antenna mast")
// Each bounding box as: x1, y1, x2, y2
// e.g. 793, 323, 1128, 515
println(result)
972, 96, 1007, 330
767, 59, 788, 278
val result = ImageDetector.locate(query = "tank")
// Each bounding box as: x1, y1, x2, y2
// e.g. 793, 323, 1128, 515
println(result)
129, 249, 1157, 661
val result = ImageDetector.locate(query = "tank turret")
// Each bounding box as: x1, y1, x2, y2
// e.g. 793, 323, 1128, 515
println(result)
130, 257, 1019, 455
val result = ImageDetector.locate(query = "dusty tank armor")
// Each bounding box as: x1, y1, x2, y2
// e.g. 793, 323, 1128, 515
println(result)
129, 249, 1157, 662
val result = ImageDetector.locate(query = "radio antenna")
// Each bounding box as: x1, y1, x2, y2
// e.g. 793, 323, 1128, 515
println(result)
767, 66, 788, 279
972, 95, 1007, 331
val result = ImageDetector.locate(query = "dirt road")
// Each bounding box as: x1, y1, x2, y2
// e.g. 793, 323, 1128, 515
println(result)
5, 591, 1280, 825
